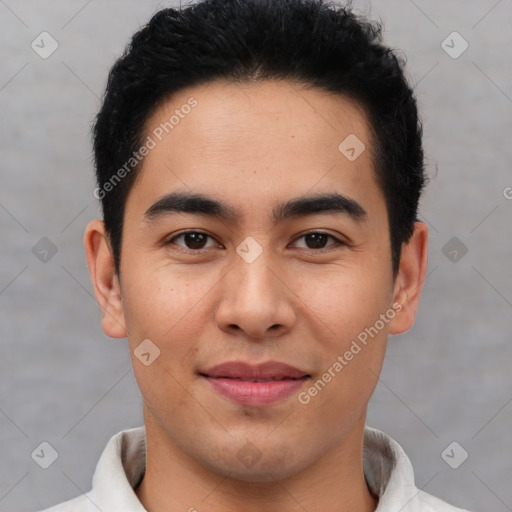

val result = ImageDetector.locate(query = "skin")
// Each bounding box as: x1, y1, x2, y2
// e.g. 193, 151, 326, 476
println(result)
84, 79, 428, 512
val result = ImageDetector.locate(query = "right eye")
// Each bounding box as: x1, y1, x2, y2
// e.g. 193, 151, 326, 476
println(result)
164, 231, 221, 252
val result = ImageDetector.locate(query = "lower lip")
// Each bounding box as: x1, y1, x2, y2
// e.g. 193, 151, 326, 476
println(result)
203, 376, 309, 406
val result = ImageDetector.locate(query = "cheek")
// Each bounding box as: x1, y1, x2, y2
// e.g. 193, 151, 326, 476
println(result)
123, 280, 204, 421
121, 265, 208, 342
119, 280, 186, 391
295, 268, 391, 409
295, 264, 392, 342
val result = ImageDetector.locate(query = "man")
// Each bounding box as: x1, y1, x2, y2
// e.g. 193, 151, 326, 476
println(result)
40, 0, 470, 510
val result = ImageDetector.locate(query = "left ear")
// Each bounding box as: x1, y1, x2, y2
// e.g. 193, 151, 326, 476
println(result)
388, 221, 428, 335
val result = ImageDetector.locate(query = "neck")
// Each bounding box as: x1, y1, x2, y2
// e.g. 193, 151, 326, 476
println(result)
135, 406, 378, 512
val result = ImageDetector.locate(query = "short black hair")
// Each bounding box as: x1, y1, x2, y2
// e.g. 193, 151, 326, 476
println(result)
93, 0, 425, 277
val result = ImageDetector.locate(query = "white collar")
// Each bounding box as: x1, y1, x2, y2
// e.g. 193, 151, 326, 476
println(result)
41, 426, 470, 511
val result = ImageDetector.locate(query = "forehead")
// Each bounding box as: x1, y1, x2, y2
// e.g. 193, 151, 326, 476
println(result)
145, 79, 371, 159
128, 79, 383, 222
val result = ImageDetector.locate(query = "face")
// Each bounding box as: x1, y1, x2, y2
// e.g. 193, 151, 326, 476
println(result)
86, 79, 427, 482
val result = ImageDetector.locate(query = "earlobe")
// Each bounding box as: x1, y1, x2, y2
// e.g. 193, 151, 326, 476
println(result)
388, 221, 428, 335
83, 219, 127, 339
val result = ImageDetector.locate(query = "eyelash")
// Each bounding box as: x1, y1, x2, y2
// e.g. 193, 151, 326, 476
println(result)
164, 230, 346, 254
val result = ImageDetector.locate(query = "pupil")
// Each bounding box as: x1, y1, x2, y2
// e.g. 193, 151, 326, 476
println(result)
185, 233, 206, 249
306, 233, 327, 248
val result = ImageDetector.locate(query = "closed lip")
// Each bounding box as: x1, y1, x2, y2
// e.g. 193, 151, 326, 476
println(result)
200, 361, 311, 380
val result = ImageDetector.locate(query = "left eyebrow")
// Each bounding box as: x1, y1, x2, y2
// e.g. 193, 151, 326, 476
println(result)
275, 192, 367, 223
142, 191, 367, 225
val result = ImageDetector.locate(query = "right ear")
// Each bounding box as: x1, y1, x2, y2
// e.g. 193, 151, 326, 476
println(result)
83, 219, 127, 338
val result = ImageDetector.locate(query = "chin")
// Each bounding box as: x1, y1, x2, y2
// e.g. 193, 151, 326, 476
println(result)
218, 464, 302, 484
200, 450, 308, 484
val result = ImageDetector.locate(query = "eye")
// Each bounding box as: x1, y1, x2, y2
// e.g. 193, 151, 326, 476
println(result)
165, 230, 345, 253
165, 231, 220, 251
291, 232, 344, 251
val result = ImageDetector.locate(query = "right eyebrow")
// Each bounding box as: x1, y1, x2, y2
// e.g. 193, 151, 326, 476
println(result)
143, 191, 239, 223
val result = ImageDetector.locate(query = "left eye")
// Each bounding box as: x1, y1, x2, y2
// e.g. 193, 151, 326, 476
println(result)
292, 232, 341, 250
166, 231, 342, 251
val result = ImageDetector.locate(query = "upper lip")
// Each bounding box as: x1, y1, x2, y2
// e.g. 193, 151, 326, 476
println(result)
201, 361, 310, 380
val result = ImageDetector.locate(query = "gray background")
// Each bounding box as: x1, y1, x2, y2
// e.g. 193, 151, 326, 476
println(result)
1, 0, 511, 510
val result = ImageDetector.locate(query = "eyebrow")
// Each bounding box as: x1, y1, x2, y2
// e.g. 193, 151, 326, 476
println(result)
143, 191, 367, 225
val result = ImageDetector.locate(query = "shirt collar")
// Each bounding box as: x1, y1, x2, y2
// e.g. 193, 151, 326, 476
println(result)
89, 426, 147, 511
86, 425, 423, 510
363, 426, 422, 509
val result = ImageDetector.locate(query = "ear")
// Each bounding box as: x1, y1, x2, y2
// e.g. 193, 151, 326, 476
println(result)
83, 219, 127, 338
388, 221, 428, 335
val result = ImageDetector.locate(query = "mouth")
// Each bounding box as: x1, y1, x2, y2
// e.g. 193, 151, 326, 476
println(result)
200, 376, 310, 382
198, 361, 311, 406
200, 360, 310, 380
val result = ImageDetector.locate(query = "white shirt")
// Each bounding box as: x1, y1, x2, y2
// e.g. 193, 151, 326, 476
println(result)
39, 426, 470, 512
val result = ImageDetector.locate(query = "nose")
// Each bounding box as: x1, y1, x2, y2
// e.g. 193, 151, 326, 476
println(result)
215, 248, 297, 340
